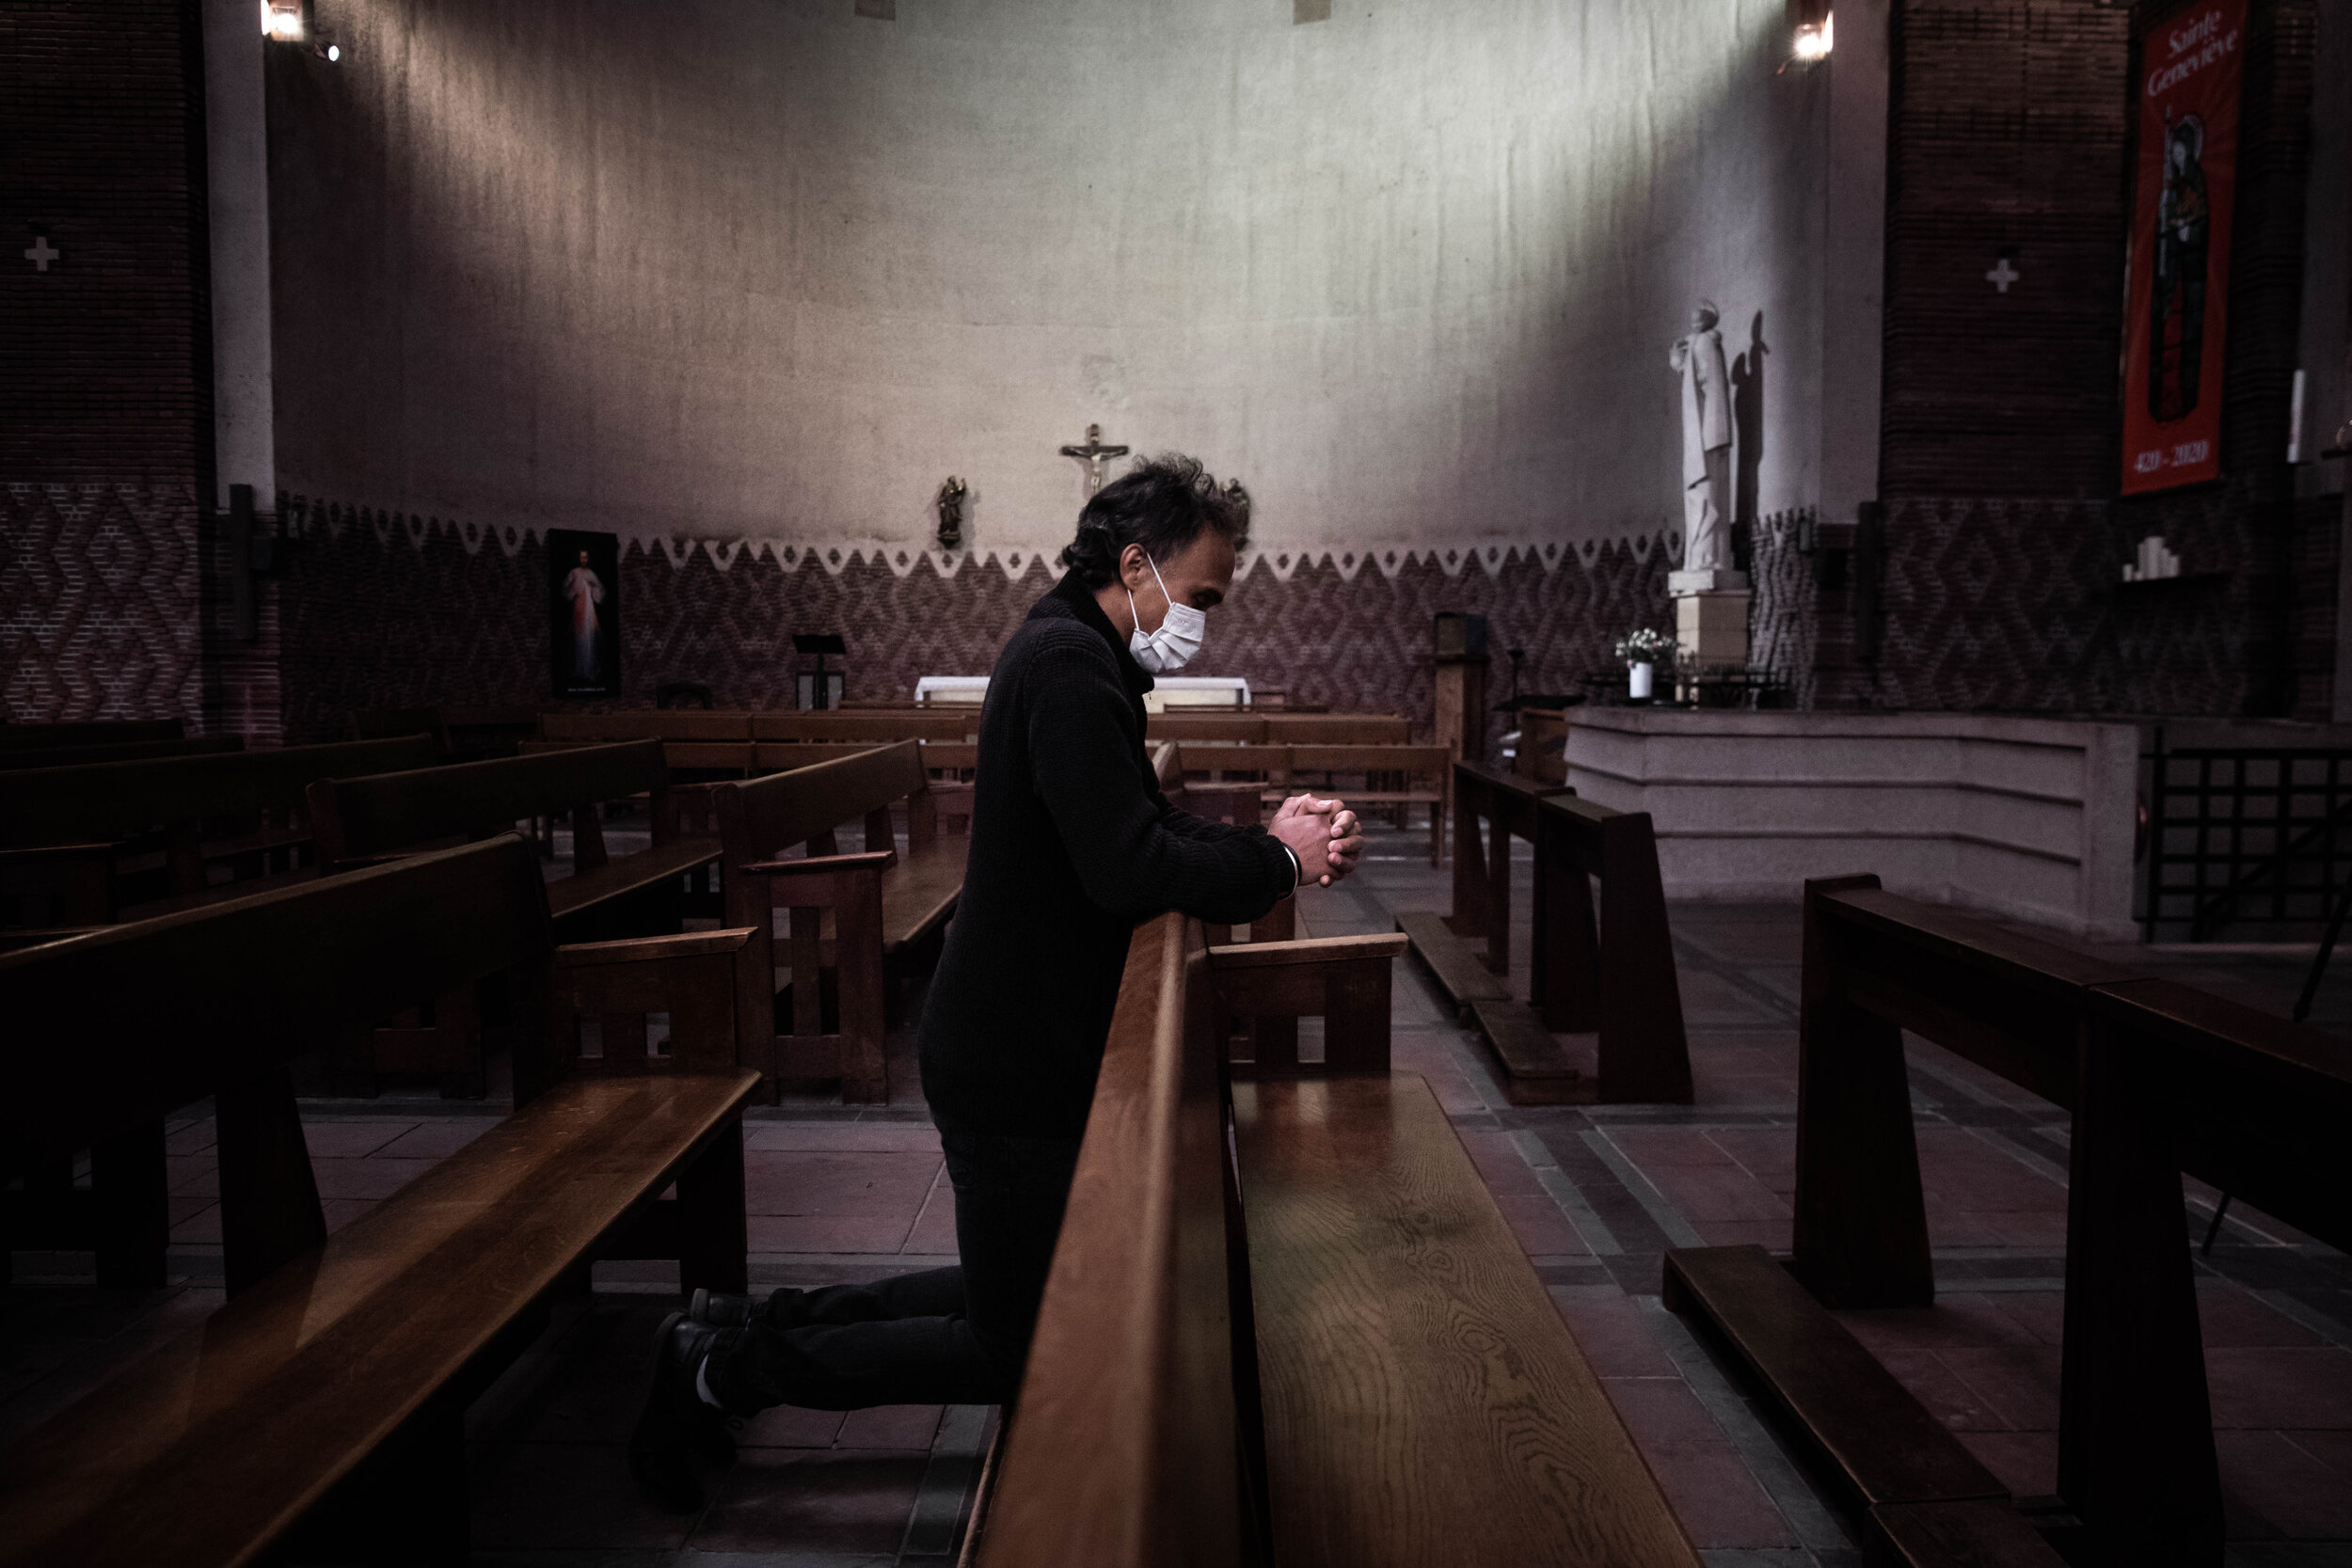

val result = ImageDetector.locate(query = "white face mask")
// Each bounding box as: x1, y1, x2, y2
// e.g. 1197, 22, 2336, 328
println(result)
1126, 554, 1206, 673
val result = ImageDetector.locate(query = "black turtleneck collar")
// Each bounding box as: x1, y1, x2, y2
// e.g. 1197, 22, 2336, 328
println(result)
1039, 569, 1154, 698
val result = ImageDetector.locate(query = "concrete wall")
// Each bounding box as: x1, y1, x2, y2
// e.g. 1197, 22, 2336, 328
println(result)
269, 0, 1829, 561
1565, 709, 2140, 939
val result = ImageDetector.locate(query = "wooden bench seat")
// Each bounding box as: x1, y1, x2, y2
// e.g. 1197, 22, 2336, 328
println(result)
1237, 1072, 1698, 1565
0, 835, 757, 1568
715, 740, 964, 1101
1662, 1246, 2062, 1568
0, 1072, 755, 1568
0, 735, 439, 932
970, 911, 1698, 1568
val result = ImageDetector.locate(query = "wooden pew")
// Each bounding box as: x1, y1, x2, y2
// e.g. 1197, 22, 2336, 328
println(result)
1149, 713, 1414, 745
1396, 760, 1591, 1103
0, 719, 184, 750
308, 740, 723, 1094
918, 739, 978, 832
541, 709, 755, 744
350, 704, 538, 761
750, 710, 971, 743
1667, 873, 2352, 1568
1175, 743, 1451, 866
0, 836, 756, 1567
0, 735, 440, 935
713, 740, 965, 1102
0, 735, 243, 771
971, 912, 1700, 1568
1526, 792, 1693, 1103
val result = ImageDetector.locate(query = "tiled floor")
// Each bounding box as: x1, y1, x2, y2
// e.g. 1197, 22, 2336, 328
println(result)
8, 819, 2352, 1566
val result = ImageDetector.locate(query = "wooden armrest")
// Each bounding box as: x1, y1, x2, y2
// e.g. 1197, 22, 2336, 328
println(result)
739, 849, 898, 877
1206, 933, 1408, 969
556, 928, 755, 966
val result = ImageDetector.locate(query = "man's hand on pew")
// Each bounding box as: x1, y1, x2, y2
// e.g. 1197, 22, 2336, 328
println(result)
1270, 793, 1365, 887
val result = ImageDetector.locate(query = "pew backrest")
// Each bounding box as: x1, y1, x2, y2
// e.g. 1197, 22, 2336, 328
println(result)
309, 739, 676, 865
0, 735, 244, 772
0, 735, 440, 852
2085, 977, 2352, 1254
541, 710, 755, 743
977, 911, 1245, 1568
749, 711, 971, 743
0, 719, 183, 750
0, 836, 550, 1165
713, 740, 933, 861
1806, 878, 2141, 1109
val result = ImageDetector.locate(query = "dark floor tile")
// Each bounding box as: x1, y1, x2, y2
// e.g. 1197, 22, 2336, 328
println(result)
691, 1446, 929, 1553
468, 1440, 692, 1550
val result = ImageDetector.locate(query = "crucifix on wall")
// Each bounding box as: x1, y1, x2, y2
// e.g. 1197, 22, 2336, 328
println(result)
1058, 423, 1129, 496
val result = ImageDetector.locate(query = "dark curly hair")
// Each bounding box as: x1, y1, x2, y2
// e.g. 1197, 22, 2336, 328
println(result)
1057, 453, 1246, 589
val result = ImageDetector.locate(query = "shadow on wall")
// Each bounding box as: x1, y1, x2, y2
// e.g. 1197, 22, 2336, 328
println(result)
1731, 312, 1768, 529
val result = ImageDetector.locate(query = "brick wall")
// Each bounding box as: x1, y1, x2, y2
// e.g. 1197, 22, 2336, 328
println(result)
0, 0, 213, 725
1836, 0, 2321, 716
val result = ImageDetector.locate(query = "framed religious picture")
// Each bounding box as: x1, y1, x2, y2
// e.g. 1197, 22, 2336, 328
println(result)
2119, 0, 2245, 496
548, 530, 621, 698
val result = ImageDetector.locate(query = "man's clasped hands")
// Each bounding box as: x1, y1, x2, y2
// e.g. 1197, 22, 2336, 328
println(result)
1267, 794, 1367, 888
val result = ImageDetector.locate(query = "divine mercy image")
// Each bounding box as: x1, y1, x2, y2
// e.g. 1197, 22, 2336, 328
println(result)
548, 529, 619, 696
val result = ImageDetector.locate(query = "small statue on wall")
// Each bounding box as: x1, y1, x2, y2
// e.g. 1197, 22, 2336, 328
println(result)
935, 476, 967, 551
1221, 477, 1252, 552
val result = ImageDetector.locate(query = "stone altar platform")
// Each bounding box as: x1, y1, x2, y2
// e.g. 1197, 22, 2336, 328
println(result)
1564, 710, 2139, 941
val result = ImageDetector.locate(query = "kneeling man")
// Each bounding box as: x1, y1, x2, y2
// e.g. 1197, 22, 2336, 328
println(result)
635, 454, 1363, 1508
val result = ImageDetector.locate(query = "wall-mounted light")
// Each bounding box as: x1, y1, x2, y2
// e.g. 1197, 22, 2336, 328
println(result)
1782, 0, 1833, 71
261, 0, 303, 40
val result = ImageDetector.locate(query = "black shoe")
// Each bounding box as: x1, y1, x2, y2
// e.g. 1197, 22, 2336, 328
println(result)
688, 1287, 756, 1329
629, 1310, 739, 1512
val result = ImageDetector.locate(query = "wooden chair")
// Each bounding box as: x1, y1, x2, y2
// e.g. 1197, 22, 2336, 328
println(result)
0, 836, 758, 1568
969, 912, 1700, 1568
308, 740, 723, 1094
0, 735, 438, 937
713, 740, 966, 1102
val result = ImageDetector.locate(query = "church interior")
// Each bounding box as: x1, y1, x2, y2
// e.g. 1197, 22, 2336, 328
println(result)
4, 0, 2351, 1562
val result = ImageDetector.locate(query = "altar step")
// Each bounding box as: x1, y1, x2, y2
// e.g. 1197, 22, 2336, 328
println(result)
1396, 911, 1590, 1106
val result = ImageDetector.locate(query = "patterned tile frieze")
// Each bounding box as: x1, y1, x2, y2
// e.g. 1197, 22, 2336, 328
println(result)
1, 483, 203, 724
272, 497, 1679, 743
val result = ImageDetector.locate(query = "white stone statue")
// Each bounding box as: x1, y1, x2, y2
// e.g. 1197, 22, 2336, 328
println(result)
1669, 300, 1732, 574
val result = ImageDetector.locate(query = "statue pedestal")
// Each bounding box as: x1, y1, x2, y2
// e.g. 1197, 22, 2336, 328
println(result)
1668, 569, 1752, 674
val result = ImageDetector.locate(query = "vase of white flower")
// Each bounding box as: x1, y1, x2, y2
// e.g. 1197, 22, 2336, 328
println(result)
1612, 627, 1677, 703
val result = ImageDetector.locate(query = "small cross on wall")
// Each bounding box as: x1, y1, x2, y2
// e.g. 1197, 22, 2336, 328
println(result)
1986, 253, 2021, 293
24, 235, 58, 273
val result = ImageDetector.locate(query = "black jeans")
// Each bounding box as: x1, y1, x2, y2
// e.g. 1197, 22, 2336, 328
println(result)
708, 1130, 1083, 1411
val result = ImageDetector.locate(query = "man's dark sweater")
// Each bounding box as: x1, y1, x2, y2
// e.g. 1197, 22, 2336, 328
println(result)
917, 572, 1296, 1138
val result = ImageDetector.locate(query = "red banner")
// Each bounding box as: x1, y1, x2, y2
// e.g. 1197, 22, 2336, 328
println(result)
2120, 0, 2244, 495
